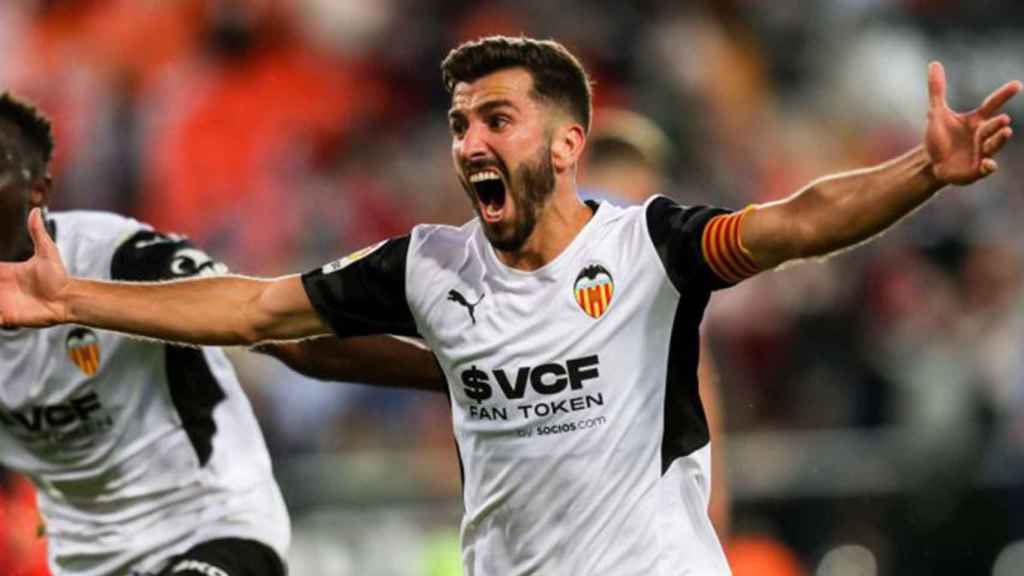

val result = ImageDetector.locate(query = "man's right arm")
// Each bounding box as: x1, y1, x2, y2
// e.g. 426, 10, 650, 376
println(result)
65, 273, 329, 346
0, 208, 330, 345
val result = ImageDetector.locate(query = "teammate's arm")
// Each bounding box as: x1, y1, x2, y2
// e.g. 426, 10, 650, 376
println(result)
740, 62, 1020, 270
257, 335, 446, 392
0, 209, 328, 345
698, 340, 730, 540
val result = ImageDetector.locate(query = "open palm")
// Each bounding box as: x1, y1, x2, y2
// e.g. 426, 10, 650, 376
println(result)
0, 209, 69, 328
926, 61, 1022, 185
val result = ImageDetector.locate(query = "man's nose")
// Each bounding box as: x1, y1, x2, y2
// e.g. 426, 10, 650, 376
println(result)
460, 123, 491, 161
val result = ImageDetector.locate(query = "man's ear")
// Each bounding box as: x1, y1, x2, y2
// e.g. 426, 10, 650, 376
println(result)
551, 122, 586, 173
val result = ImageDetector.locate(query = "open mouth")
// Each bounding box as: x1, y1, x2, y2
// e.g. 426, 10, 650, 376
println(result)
470, 170, 507, 222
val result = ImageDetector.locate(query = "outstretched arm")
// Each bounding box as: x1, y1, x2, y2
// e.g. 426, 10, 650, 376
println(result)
257, 335, 447, 392
0, 209, 330, 345
741, 62, 1021, 268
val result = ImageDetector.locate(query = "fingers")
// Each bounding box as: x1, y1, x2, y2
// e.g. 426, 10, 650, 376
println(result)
982, 126, 1013, 157
27, 208, 57, 260
928, 61, 947, 111
976, 114, 1014, 160
978, 79, 1024, 118
980, 158, 998, 176
977, 113, 1011, 145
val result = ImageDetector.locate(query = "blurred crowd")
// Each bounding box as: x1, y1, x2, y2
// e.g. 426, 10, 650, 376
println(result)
3, 0, 1024, 574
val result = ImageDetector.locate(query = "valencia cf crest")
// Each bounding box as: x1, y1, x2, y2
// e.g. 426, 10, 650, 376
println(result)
66, 328, 101, 376
574, 264, 614, 319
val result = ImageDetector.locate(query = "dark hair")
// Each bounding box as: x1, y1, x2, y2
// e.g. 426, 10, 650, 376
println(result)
441, 36, 593, 133
0, 92, 54, 184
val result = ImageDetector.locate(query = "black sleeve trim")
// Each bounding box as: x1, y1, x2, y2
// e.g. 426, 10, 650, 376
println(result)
301, 236, 419, 338
111, 230, 227, 281
646, 196, 733, 293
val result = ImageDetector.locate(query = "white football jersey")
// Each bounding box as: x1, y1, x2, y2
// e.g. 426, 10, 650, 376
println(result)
303, 197, 738, 575
0, 211, 289, 576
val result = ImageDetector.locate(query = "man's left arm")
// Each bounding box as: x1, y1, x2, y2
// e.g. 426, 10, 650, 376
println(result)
741, 62, 1021, 269
257, 335, 447, 392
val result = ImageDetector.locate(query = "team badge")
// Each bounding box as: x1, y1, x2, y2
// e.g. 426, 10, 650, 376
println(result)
66, 328, 101, 376
574, 264, 614, 319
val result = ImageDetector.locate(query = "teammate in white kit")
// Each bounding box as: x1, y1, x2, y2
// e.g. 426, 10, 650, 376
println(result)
0, 93, 292, 576
0, 37, 1020, 575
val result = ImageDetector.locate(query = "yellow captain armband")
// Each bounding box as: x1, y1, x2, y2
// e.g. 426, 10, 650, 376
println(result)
701, 205, 762, 284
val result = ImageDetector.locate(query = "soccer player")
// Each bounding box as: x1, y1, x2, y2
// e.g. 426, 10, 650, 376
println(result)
263, 108, 732, 540
0, 36, 1019, 575
0, 93, 292, 576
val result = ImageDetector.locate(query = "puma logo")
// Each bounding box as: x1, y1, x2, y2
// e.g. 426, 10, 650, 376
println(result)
448, 289, 484, 324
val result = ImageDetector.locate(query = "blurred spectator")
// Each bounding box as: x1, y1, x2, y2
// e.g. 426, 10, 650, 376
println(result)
139, 0, 396, 274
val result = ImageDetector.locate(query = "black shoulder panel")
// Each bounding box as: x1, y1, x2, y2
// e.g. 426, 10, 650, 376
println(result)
646, 196, 733, 293
302, 236, 418, 338
111, 230, 227, 282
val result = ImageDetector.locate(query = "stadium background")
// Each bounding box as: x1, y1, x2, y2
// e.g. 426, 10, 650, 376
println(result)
2, 1, 1024, 574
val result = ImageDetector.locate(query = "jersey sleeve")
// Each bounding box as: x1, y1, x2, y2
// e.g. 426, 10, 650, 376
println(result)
646, 195, 759, 293
110, 229, 229, 281
300, 236, 418, 338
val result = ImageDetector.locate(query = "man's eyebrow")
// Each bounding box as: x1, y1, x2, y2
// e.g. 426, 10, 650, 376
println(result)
448, 98, 519, 120
476, 99, 518, 115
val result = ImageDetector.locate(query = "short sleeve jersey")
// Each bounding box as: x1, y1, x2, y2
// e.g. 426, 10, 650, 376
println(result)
303, 197, 740, 576
0, 211, 289, 576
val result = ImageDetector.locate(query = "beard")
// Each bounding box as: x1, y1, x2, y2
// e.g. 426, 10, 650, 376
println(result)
471, 140, 556, 253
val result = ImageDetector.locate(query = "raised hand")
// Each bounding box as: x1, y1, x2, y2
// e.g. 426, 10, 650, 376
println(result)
0, 208, 70, 328
926, 61, 1022, 185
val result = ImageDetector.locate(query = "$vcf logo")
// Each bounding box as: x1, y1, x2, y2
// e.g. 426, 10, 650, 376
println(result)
460, 355, 600, 402
573, 264, 614, 319
66, 328, 101, 376
448, 289, 484, 324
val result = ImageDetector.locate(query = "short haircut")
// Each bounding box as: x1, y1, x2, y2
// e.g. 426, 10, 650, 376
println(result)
441, 36, 593, 133
0, 92, 54, 185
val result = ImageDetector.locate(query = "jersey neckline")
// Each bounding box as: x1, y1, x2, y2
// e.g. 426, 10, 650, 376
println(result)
480, 199, 610, 279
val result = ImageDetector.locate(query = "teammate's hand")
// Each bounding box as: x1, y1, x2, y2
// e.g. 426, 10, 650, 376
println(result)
0, 208, 70, 328
925, 61, 1022, 185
